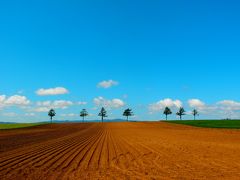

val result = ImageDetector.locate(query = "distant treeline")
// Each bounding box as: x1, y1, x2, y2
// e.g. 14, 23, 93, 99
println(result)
47, 107, 200, 123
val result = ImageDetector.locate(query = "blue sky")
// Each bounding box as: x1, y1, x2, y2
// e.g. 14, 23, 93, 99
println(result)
0, 0, 240, 122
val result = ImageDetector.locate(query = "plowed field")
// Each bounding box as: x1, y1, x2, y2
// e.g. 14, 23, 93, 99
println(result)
0, 122, 240, 179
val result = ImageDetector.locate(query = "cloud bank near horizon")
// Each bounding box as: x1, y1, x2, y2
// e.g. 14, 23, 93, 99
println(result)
1, 91, 240, 122
1, 83, 240, 122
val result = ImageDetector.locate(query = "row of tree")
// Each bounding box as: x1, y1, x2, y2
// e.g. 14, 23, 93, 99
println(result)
48, 107, 199, 123
164, 107, 199, 120
48, 107, 134, 123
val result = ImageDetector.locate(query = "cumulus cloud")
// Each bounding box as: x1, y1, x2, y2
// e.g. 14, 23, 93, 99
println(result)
5, 95, 30, 106
213, 100, 240, 119
0, 95, 6, 105
187, 99, 240, 118
149, 98, 182, 112
93, 97, 125, 109
97, 80, 119, 89
36, 87, 69, 96
32, 100, 86, 113
34, 100, 73, 112
187, 99, 217, 115
36, 101, 51, 107
217, 100, 240, 111
188, 99, 206, 109
0, 95, 30, 108
52, 100, 73, 109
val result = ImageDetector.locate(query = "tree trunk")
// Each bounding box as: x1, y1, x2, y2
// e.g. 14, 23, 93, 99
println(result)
83, 116, 84, 123
166, 115, 168, 121
180, 115, 182, 120
51, 116, 53, 123
127, 116, 129, 121
194, 115, 196, 120
102, 116, 103, 123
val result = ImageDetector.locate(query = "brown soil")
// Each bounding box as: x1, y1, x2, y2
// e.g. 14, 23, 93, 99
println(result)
0, 122, 240, 179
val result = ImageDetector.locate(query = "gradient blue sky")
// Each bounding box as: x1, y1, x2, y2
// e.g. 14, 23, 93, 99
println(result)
0, 0, 240, 122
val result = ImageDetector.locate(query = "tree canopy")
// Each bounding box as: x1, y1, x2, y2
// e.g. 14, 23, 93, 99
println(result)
48, 109, 56, 123
98, 107, 107, 122
163, 107, 172, 120
176, 107, 186, 120
123, 108, 134, 121
80, 109, 88, 122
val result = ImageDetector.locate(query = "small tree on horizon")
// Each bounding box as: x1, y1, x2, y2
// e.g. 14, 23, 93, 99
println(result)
48, 109, 56, 123
98, 107, 107, 122
80, 109, 88, 122
123, 108, 134, 121
192, 109, 199, 120
163, 107, 172, 120
176, 107, 186, 120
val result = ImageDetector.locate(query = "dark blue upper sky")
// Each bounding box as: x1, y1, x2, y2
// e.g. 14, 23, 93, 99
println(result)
0, 0, 240, 122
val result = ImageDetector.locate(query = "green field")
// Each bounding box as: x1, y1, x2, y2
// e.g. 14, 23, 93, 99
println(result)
0, 123, 47, 130
166, 120, 240, 129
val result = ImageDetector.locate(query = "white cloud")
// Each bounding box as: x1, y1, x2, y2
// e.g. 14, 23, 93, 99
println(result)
5, 95, 30, 106
36, 101, 51, 107
52, 100, 73, 109
0, 95, 6, 106
93, 96, 125, 109
188, 99, 206, 109
36, 87, 69, 96
97, 80, 119, 89
0, 95, 30, 108
34, 100, 73, 112
149, 98, 182, 112
214, 100, 240, 119
38, 100, 73, 108
186, 99, 240, 118
32, 100, 86, 113
217, 100, 240, 111
187, 99, 217, 115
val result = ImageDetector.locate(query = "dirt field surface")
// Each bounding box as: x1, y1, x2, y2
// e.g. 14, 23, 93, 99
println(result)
0, 122, 240, 180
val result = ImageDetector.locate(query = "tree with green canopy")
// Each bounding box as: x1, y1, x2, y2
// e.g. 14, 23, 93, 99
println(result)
192, 109, 199, 120
48, 109, 56, 123
80, 109, 88, 122
98, 107, 107, 122
176, 107, 186, 120
163, 107, 172, 120
123, 108, 134, 121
